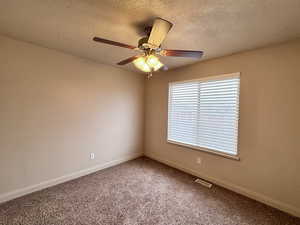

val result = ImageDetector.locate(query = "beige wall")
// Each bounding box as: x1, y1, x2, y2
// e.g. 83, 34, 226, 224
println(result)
145, 39, 300, 216
0, 35, 144, 196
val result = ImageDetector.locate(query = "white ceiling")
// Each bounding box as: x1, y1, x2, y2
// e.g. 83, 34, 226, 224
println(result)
1, 0, 300, 72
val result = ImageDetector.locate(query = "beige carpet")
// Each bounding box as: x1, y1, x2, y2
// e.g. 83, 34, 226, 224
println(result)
0, 157, 299, 225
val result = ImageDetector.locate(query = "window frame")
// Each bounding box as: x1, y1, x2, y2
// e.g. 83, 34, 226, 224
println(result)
167, 72, 241, 160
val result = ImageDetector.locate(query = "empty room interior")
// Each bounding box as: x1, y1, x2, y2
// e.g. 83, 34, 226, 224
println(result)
0, 0, 300, 224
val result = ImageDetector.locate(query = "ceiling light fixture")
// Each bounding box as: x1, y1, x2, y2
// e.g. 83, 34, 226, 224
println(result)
133, 55, 164, 73
146, 55, 163, 71
133, 57, 151, 72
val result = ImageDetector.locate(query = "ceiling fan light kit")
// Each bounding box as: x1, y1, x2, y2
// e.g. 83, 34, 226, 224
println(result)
93, 17, 203, 77
133, 57, 151, 72
133, 55, 164, 73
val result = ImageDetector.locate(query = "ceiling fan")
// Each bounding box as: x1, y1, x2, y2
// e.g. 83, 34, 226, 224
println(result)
93, 18, 203, 78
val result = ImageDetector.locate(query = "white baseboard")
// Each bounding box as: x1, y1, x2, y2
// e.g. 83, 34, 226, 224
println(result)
0, 152, 143, 204
145, 152, 300, 218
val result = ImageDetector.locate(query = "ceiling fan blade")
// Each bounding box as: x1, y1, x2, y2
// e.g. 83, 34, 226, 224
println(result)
161, 49, 204, 58
93, 37, 136, 49
117, 55, 139, 65
148, 18, 173, 48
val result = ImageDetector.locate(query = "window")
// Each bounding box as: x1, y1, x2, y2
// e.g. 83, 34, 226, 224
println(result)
167, 73, 240, 159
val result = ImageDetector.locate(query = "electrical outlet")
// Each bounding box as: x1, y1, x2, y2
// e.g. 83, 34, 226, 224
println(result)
90, 153, 95, 160
196, 157, 202, 165
195, 178, 212, 188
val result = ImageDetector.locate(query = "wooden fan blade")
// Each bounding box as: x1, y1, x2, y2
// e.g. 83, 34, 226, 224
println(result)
93, 37, 136, 49
148, 18, 173, 48
117, 55, 139, 65
161, 49, 203, 58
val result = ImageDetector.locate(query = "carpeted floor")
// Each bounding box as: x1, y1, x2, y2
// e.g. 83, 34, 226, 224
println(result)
0, 157, 299, 225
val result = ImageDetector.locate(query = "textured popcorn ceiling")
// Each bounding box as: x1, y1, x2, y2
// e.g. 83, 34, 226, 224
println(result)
0, 0, 300, 72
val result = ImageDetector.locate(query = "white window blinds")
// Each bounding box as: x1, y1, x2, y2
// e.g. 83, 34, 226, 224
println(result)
168, 74, 240, 156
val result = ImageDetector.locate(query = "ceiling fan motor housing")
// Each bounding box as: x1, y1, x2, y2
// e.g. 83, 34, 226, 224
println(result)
138, 37, 149, 49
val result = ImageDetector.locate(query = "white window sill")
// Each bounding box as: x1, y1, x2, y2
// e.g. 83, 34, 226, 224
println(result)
167, 140, 240, 161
